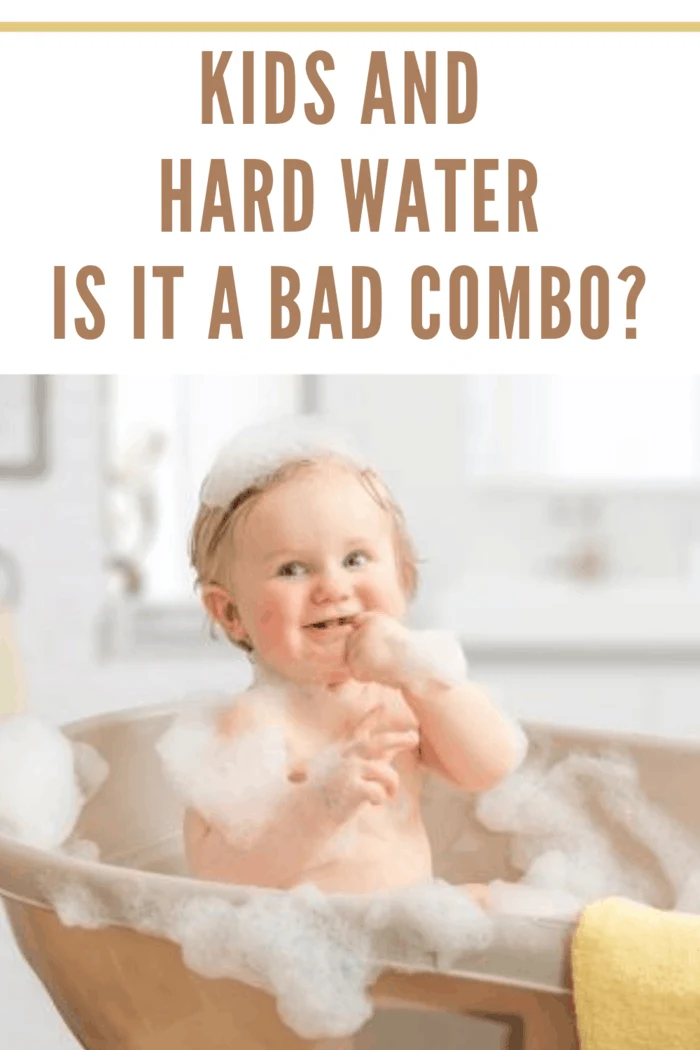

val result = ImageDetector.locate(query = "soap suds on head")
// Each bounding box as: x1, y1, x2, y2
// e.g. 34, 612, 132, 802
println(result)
200, 415, 367, 509
0, 715, 108, 850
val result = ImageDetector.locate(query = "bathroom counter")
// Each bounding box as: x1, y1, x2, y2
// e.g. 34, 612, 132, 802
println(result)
433, 578, 700, 657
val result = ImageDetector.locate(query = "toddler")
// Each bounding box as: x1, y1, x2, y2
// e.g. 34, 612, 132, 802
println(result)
175, 417, 527, 903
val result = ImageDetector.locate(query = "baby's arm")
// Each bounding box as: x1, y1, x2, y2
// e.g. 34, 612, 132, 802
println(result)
347, 614, 527, 793
408, 676, 527, 792
184, 702, 417, 887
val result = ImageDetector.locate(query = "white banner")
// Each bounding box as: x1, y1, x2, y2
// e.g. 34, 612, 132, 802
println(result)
0, 7, 698, 372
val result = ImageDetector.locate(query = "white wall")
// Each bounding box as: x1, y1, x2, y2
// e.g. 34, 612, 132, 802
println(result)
322, 375, 700, 594
321, 375, 472, 616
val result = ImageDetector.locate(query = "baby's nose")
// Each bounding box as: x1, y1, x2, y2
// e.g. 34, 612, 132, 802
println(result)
313, 566, 350, 601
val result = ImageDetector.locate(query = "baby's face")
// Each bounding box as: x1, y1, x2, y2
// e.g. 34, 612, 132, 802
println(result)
228, 462, 407, 683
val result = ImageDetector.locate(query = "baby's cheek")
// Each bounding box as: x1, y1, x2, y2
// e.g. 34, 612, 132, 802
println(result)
254, 599, 293, 656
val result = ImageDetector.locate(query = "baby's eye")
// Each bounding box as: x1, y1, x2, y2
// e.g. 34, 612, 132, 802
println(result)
277, 561, 307, 578
343, 550, 369, 569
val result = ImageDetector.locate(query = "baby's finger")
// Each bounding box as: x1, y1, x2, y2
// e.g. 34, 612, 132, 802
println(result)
381, 738, 421, 765
361, 760, 400, 798
361, 780, 387, 806
358, 728, 419, 760
350, 704, 384, 740
346, 727, 394, 759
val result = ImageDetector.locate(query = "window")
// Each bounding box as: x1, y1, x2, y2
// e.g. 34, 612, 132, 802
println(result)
107, 376, 307, 603
464, 377, 700, 486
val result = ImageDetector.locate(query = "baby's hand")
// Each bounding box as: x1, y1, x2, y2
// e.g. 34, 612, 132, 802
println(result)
347, 613, 468, 693
310, 706, 418, 820
345, 611, 416, 689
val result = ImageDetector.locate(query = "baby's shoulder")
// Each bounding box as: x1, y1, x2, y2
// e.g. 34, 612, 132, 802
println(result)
216, 686, 288, 739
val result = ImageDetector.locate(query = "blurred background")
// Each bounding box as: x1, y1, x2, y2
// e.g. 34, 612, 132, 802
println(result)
2, 373, 700, 1050
1, 374, 700, 739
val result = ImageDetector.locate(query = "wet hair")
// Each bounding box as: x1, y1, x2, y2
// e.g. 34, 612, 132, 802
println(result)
190, 456, 419, 652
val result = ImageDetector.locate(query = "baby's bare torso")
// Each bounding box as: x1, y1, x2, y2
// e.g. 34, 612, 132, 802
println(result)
185, 681, 433, 893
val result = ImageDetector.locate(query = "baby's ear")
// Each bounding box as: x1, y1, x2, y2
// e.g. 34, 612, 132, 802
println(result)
201, 585, 247, 643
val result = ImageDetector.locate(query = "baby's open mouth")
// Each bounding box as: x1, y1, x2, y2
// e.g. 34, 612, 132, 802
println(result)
305, 616, 355, 630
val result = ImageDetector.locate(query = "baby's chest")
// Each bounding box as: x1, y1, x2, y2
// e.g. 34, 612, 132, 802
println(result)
285, 689, 420, 773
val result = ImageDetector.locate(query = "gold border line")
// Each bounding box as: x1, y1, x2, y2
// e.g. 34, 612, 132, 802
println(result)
0, 21, 700, 32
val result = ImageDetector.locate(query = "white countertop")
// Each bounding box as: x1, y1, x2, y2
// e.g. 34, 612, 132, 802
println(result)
433, 578, 700, 655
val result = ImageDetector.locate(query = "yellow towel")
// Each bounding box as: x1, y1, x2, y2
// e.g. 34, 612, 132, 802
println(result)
572, 896, 700, 1050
